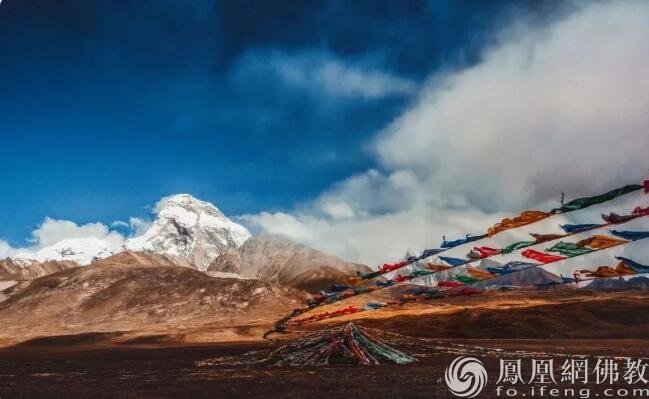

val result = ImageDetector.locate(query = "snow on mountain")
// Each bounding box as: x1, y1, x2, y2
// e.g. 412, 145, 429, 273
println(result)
5, 194, 251, 270
8, 236, 120, 266
20, 237, 116, 265
125, 194, 251, 270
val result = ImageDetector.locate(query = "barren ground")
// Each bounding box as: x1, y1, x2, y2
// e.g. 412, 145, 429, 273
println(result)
1, 289, 648, 398
1, 337, 647, 399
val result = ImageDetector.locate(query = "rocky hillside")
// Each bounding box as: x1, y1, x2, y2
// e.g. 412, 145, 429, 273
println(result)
0, 262, 307, 343
0, 258, 77, 281
208, 235, 371, 292
584, 275, 649, 289
95, 250, 194, 268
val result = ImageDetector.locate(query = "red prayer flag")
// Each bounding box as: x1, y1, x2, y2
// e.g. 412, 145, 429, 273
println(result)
379, 261, 407, 274
521, 249, 566, 264
438, 280, 464, 288
474, 246, 501, 257
634, 206, 649, 216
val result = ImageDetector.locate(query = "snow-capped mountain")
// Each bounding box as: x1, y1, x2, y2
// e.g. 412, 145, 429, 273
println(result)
125, 194, 251, 270
5, 194, 251, 270
16, 237, 117, 266
9, 236, 120, 266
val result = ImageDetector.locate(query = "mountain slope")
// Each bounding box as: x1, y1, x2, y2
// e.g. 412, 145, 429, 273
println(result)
209, 235, 371, 292
94, 250, 194, 268
0, 262, 306, 343
0, 258, 77, 281
125, 194, 251, 270
584, 275, 649, 289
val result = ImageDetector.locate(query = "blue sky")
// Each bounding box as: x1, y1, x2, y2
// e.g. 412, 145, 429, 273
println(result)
0, 0, 562, 247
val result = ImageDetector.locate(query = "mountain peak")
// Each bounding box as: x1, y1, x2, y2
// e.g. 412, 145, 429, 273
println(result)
125, 194, 251, 270
154, 193, 229, 228
7, 194, 252, 270
157, 193, 220, 210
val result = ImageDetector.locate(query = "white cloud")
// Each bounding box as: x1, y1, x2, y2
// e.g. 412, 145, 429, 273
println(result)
235, 50, 416, 99
128, 217, 152, 237
0, 240, 16, 258
0, 216, 155, 263
0, 213, 158, 263
243, 207, 503, 266
245, 212, 321, 243
321, 201, 356, 220
374, 1, 649, 210
111, 220, 130, 228
244, 1, 649, 265
29, 218, 123, 248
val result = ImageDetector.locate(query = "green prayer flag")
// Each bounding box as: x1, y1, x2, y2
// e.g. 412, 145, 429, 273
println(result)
552, 184, 642, 213
501, 241, 535, 254
546, 241, 594, 257
409, 270, 434, 278
454, 275, 479, 284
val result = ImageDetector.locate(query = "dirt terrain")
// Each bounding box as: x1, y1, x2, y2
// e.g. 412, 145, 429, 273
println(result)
0, 261, 307, 345
1, 289, 648, 398
299, 288, 649, 339
0, 336, 646, 399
